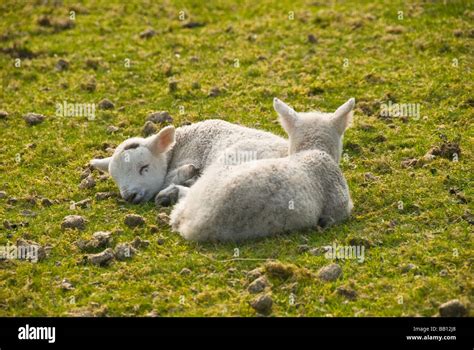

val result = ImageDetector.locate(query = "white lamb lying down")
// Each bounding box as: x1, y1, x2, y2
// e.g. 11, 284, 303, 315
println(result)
170, 98, 355, 242
90, 120, 288, 204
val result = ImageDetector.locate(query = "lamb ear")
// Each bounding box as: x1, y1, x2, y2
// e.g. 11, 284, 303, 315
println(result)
333, 98, 355, 134
90, 157, 111, 172
146, 125, 176, 156
273, 97, 298, 134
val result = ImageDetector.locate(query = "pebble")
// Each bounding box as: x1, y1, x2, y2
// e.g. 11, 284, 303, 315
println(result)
248, 276, 270, 294
7, 197, 18, 205
250, 294, 273, 315
439, 299, 467, 317
309, 246, 331, 256
106, 125, 119, 134
180, 268, 192, 275
61, 278, 75, 291
70, 198, 91, 209
247, 267, 264, 280
401, 263, 418, 273
317, 263, 342, 282
92, 231, 112, 246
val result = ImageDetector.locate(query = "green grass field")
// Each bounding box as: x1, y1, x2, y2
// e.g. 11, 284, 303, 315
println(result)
0, 0, 472, 316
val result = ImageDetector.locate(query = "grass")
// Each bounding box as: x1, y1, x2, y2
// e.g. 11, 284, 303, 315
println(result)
0, 0, 472, 317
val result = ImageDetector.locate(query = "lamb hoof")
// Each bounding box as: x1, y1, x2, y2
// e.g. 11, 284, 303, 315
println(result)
155, 185, 179, 207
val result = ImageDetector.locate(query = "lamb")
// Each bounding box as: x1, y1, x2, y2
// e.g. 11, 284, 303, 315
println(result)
170, 97, 355, 242
90, 119, 288, 204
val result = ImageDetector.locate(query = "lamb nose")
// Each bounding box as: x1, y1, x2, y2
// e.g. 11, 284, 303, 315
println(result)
125, 192, 137, 202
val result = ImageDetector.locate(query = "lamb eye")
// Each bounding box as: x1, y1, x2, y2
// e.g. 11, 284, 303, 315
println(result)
139, 164, 149, 175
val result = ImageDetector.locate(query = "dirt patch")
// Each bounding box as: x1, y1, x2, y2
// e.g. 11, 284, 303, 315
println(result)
386, 25, 405, 34
146, 111, 173, 124
124, 214, 146, 228
37, 16, 75, 31
98, 99, 115, 110
61, 215, 86, 230
139, 28, 156, 39
131, 237, 150, 249
3, 219, 27, 231
16, 239, 47, 262
79, 174, 96, 189
85, 248, 115, 266
55, 59, 69, 71
76, 231, 113, 252
23, 113, 45, 126
1, 44, 38, 59
182, 21, 205, 29
336, 286, 358, 300
264, 261, 312, 280
95, 192, 116, 201
114, 243, 136, 261
402, 138, 461, 168
143, 121, 158, 137
426, 140, 461, 160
